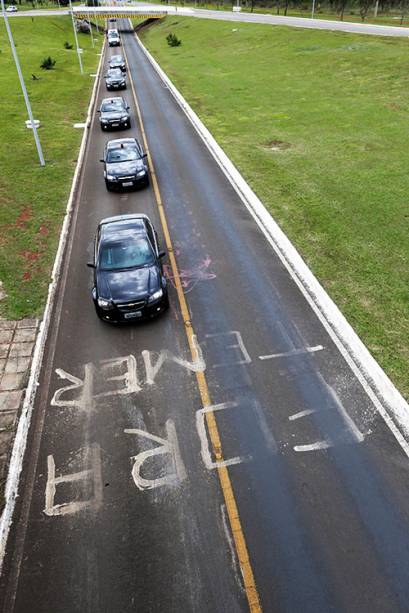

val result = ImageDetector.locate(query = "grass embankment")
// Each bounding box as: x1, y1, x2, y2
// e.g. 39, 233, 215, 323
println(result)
0, 16, 103, 319
133, 0, 409, 27
140, 18, 409, 399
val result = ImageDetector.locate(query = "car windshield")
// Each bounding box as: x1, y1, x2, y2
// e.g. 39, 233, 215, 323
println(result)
107, 69, 122, 78
101, 100, 124, 112
99, 237, 154, 270
106, 147, 139, 163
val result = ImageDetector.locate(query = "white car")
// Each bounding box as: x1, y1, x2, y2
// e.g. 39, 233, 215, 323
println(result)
6, 5, 18, 11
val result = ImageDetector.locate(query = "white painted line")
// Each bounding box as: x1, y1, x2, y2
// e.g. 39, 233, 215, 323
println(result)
321, 374, 364, 443
259, 345, 324, 360
0, 38, 106, 570
294, 440, 332, 453
73, 122, 87, 128
125, 419, 186, 490
196, 402, 245, 469
288, 409, 315, 421
135, 33, 409, 460
220, 504, 245, 593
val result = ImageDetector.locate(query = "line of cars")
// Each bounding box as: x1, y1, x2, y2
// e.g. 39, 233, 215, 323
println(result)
87, 37, 169, 324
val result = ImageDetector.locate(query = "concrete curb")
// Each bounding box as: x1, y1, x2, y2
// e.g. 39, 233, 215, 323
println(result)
135, 32, 409, 454
0, 39, 106, 569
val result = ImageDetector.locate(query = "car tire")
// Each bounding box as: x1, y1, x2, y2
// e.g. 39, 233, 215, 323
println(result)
105, 181, 113, 192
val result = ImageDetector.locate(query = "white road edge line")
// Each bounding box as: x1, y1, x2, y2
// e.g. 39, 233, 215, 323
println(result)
0, 39, 105, 570
134, 30, 409, 457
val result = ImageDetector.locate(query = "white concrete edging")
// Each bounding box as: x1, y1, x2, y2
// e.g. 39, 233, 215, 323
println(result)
0, 39, 106, 569
135, 32, 409, 453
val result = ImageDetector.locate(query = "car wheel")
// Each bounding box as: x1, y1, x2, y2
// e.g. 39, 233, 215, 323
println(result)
105, 180, 113, 192
126, 120, 131, 129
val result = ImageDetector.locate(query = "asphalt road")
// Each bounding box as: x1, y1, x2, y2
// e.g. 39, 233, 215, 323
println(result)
5, 5, 409, 38
2, 21, 409, 613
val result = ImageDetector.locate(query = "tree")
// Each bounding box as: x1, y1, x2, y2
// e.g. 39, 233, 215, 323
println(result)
359, 0, 372, 20
337, 0, 348, 19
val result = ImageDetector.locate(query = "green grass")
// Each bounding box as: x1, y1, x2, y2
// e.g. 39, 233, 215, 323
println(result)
140, 17, 409, 399
0, 16, 103, 319
134, 0, 409, 27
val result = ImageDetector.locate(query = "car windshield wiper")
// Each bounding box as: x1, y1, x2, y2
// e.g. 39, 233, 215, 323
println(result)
109, 158, 137, 164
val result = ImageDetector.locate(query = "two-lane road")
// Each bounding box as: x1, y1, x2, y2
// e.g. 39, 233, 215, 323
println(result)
2, 21, 409, 613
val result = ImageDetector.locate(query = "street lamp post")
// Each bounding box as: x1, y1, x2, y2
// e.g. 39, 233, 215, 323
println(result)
69, 0, 84, 74
88, 8, 95, 47
311, 0, 316, 18
1, 0, 45, 166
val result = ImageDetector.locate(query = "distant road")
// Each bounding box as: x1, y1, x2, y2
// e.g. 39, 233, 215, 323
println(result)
5, 4, 409, 37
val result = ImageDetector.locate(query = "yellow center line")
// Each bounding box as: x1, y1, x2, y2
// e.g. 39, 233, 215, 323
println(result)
122, 28, 262, 613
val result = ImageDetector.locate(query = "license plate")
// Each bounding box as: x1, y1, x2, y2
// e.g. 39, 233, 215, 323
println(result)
124, 311, 142, 319
122, 181, 133, 187
111, 123, 119, 127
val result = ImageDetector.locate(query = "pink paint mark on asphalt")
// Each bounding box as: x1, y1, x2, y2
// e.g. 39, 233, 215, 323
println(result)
164, 256, 216, 294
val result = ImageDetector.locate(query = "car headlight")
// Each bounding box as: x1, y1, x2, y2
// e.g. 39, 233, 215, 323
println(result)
101, 119, 108, 123
106, 174, 117, 181
137, 169, 146, 177
148, 288, 163, 303
98, 297, 114, 310
121, 115, 128, 121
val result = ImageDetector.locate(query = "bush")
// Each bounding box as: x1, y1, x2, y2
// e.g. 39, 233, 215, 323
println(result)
166, 33, 182, 47
40, 56, 56, 70
64, 41, 73, 49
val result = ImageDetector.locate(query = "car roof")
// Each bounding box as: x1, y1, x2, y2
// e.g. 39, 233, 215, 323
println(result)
106, 138, 138, 150
99, 215, 151, 241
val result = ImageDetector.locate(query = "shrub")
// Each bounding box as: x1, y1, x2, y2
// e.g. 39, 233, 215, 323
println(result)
40, 56, 56, 70
166, 33, 182, 47
64, 41, 73, 49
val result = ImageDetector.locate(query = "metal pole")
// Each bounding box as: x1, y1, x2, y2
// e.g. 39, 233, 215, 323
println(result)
1, 0, 45, 166
88, 9, 95, 47
69, 0, 84, 74
311, 0, 316, 18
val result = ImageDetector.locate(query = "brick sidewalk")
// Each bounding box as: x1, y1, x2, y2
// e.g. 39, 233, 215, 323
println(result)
0, 319, 39, 497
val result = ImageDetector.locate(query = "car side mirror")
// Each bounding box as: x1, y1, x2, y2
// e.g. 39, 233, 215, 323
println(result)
87, 262, 95, 268
142, 153, 148, 159
126, 106, 130, 110
97, 109, 101, 113
99, 159, 104, 163
158, 250, 166, 259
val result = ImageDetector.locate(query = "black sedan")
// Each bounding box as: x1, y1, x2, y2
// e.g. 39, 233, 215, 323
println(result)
98, 97, 130, 131
87, 214, 169, 323
101, 138, 149, 191
105, 68, 126, 91
109, 54, 126, 72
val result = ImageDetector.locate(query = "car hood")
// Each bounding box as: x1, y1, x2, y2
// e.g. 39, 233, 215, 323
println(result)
100, 111, 126, 121
105, 159, 145, 176
110, 62, 123, 69
97, 265, 160, 302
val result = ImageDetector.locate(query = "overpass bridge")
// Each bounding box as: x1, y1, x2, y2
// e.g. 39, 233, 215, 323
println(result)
72, 4, 191, 20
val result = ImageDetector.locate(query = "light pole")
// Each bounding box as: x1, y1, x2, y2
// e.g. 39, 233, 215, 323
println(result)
311, 0, 316, 18
1, 0, 45, 166
69, 0, 84, 74
87, 8, 95, 47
